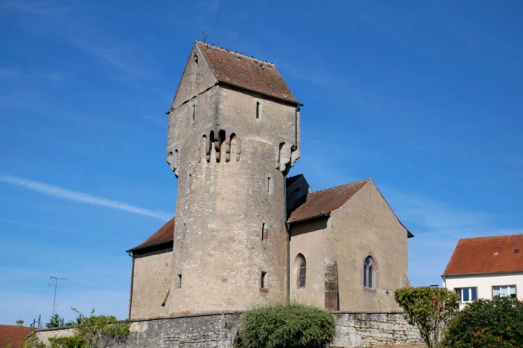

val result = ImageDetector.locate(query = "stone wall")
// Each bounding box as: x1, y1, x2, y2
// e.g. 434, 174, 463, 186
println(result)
130, 248, 172, 319
31, 312, 423, 348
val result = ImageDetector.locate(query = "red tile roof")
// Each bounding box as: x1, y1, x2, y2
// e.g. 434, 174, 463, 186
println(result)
289, 179, 371, 223
288, 179, 413, 238
443, 234, 523, 276
127, 218, 174, 253
195, 41, 298, 105
0, 325, 31, 348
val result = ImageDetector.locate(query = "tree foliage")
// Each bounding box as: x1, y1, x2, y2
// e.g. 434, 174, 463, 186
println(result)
443, 297, 523, 348
394, 287, 459, 348
235, 303, 335, 348
46, 314, 65, 328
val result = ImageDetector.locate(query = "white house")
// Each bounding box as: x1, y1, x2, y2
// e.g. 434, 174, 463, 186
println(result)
442, 234, 523, 309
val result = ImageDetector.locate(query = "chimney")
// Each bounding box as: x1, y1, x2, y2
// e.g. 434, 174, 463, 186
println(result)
16, 319, 24, 327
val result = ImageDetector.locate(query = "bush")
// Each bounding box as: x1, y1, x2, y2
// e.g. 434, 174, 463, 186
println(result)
444, 297, 523, 348
235, 303, 335, 348
395, 287, 459, 348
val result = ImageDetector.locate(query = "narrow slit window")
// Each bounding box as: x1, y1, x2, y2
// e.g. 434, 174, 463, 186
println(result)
267, 177, 271, 194
256, 102, 260, 119
191, 104, 196, 124
177, 274, 182, 289
260, 271, 267, 289
261, 223, 266, 241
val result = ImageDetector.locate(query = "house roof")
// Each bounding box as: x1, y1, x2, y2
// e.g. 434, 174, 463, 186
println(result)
288, 179, 370, 223
195, 41, 298, 105
443, 234, 523, 276
0, 325, 31, 348
127, 218, 175, 253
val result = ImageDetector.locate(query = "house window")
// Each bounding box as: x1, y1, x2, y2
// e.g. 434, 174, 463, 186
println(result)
455, 287, 477, 302
493, 285, 516, 298
260, 271, 267, 289
256, 101, 260, 119
297, 254, 306, 288
363, 256, 375, 289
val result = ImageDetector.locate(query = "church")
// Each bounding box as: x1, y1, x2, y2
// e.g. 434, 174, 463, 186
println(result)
126, 41, 413, 319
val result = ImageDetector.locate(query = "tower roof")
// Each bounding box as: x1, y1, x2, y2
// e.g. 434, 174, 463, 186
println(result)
195, 41, 299, 105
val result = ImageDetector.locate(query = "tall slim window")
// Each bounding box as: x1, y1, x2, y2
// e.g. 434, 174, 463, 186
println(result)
260, 272, 267, 289
363, 256, 375, 289
260, 223, 266, 241
267, 177, 272, 194
256, 101, 260, 119
297, 254, 306, 288
191, 104, 196, 124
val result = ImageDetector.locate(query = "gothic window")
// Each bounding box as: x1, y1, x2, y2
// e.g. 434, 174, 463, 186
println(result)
296, 254, 306, 288
363, 256, 375, 289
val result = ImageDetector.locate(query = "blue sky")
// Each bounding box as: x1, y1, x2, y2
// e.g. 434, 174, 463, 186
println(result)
1, 0, 522, 324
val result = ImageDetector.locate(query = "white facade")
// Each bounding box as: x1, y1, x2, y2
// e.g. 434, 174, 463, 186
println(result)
443, 272, 523, 309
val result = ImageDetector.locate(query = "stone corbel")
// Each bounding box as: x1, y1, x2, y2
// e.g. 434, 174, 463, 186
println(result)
167, 149, 180, 177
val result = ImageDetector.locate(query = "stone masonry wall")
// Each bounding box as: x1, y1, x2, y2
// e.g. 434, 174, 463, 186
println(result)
31, 312, 423, 348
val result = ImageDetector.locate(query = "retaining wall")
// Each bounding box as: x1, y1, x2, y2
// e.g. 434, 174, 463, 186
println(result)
31, 311, 423, 348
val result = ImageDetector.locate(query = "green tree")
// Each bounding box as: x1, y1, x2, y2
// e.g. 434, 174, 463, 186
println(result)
444, 297, 523, 348
394, 287, 459, 348
235, 303, 335, 348
46, 314, 65, 328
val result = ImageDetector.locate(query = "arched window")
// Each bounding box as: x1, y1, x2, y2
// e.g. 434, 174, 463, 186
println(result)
296, 254, 306, 288
363, 256, 375, 289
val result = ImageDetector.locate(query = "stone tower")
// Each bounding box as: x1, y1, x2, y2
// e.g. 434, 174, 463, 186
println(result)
165, 41, 301, 314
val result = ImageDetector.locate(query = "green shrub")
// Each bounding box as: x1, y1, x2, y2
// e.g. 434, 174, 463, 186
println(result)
235, 303, 335, 348
395, 287, 459, 348
444, 297, 523, 348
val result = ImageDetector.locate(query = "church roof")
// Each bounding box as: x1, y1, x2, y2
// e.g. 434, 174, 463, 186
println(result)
443, 234, 523, 276
289, 179, 371, 223
127, 218, 175, 254
195, 41, 299, 105
288, 178, 413, 238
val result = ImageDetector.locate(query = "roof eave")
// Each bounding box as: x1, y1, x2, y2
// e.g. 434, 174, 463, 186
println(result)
218, 81, 302, 107
288, 212, 331, 225
127, 240, 174, 255
442, 270, 523, 277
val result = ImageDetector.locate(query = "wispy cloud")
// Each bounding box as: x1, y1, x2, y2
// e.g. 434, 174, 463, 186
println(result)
0, 174, 172, 221
3, 0, 154, 80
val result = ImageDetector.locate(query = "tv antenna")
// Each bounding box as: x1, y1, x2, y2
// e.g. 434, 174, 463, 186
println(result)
49, 276, 67, 316
202, 31, 208, 43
